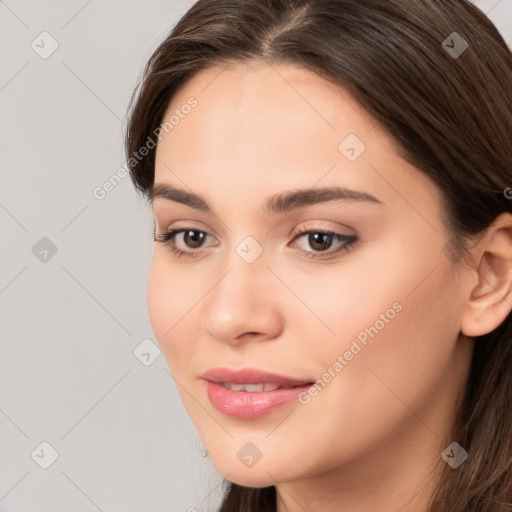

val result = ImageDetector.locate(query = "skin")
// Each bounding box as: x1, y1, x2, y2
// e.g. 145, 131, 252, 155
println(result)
147, 59, 512, 511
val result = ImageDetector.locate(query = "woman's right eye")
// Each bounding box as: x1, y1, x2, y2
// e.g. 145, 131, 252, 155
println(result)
154, 228, 215, 258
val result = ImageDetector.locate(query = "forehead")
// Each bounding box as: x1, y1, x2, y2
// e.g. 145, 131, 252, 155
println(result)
161, 59, 379, 150
153, 60, 441, 220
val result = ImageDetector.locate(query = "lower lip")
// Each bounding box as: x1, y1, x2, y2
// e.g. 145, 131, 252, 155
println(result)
204, 380, 313, 419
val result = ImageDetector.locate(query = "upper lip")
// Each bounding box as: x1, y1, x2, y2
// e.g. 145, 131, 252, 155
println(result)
202, 367, 314, 387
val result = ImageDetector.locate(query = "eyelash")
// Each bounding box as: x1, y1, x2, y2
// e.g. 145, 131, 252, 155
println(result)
153, 226, 358, 260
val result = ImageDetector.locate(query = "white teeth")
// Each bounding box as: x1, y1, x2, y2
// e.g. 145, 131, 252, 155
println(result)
220, 383, 281, 392
263, 383, 281, 391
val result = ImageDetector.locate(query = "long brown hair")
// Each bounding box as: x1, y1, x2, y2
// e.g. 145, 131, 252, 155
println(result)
125, 1, 512, 510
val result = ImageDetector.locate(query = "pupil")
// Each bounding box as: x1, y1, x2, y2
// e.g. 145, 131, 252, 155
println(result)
309, 232, 332, 251
185, 230, 205, 248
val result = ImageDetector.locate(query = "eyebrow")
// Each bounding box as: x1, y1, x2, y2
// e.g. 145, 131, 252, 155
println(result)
149, 183, 384, 214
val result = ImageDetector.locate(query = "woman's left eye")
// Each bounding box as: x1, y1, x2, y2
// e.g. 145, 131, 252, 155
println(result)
153, 227, 358, 260
290, 230, 358, 259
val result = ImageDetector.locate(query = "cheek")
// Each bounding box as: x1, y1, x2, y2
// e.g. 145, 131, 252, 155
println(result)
278, 249, 414, 349
292, 238, 462, 412
147, 255, 199, 371
322, 259, 460, 423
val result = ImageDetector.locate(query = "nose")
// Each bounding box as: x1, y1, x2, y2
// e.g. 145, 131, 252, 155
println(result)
201, 258, 284, 346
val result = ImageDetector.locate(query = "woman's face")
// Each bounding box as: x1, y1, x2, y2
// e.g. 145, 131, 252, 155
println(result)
148, 60, 473, 493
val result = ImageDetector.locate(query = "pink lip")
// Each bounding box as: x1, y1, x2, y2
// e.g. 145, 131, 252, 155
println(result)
201, 367, 314, 419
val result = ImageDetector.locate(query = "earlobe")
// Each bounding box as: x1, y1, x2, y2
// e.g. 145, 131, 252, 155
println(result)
460, 213, 512, 338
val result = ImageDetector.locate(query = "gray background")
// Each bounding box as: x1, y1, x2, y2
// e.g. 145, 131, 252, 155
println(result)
1, 1, 511, 511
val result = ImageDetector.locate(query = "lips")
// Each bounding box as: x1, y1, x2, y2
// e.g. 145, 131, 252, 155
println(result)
201, 367, 315, 419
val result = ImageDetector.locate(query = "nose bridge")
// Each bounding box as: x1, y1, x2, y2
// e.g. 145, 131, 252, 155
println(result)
215, 232, 268, 299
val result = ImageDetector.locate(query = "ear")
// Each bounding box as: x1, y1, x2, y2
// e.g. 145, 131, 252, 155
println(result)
460, 213, 512, 337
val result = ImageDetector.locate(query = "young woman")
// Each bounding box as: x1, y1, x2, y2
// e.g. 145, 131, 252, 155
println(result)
125, 1, 512, 510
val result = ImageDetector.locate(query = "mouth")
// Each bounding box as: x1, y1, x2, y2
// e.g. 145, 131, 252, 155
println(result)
201, 367, 315, 419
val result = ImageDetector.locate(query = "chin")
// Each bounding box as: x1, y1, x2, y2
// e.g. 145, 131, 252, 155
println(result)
207, 448, 299, 488
223, 470, 281, 488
